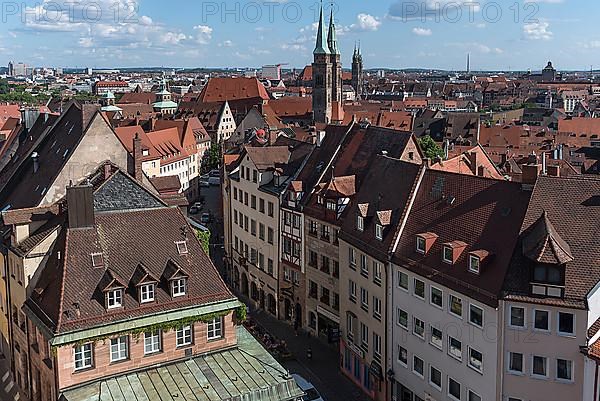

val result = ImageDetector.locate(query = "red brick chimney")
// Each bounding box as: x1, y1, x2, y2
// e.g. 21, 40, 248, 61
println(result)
133, 133, 143, 182
466, 151, 478, 175
521, 163, 541, 187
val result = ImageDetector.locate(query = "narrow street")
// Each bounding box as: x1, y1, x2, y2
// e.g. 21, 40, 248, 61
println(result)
196, 183, 371, 401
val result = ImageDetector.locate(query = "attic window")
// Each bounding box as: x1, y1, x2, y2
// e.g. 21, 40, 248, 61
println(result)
375, 224, 384, 241
357, 215, 364, 232
416, 236, 426, 254
107, 288, 123, 309
172, 278, 187, 297
91, 253, 104, 268
469, 255, 480, 274
175, 241, 188, 255
140, 283, 155, 303
142, 149, 149, 156
442, 246, 454, 264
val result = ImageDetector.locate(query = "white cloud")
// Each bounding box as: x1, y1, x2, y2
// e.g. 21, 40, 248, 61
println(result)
193, 25, 213, 44
162, 32, 188, 45
219, 40, 234, 47
350, 14, 382, 32
412, 27, 432, 36
523, 21, 553, 40
78, 37, 94, 47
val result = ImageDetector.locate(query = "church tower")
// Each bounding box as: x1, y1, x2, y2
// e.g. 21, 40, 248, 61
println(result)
352, 43, 364, 100
312, 3, 333, 124
328, 8, 342, 107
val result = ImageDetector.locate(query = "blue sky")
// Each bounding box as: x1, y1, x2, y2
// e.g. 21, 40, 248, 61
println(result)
0, 0, 596, 70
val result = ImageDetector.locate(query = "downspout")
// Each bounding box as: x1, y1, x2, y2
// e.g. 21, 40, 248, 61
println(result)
499, 300, 506, 401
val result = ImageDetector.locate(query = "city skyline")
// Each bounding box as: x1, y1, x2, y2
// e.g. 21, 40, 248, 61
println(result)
0, 0, 598, 71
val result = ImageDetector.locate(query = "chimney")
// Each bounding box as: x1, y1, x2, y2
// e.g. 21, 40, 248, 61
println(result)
547, 164, 560, 177
20, 107, 40, 132
81, 104, 99, 129
31, 152, 39, 173
67, 182, 95, 229
103, 162, 112, 180
467, 151, 478, 175
558, 143, 564, 160
316, 130, 326, 147
521, 163, 542, 187
133, 133, 143, 182
542, 152, 547, 175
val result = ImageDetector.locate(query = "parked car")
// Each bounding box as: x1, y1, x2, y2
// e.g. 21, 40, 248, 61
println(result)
291, 374, 324, 401
209, 169, 220, 177
193, 202, 203, 210
200, 213, 211, 224
208, 177, 220, 186
200, 180, 210, 187
189, 206, 199, 215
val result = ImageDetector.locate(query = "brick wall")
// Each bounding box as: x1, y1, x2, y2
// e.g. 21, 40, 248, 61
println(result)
54, 312, 237, 390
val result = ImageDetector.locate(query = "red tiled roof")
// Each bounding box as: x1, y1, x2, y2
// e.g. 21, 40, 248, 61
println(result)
199, 77, 269, 102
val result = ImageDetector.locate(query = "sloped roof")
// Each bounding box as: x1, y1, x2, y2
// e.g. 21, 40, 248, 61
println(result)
245, 146, 291, 171
522, 211, 574, 264
199, 77, 269, 102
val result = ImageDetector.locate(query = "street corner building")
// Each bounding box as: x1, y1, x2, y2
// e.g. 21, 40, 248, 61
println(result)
1, 163, 303, 401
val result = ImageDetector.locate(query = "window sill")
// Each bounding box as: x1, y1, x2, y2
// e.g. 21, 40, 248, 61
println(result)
507, 370, 525, 376
176, 344, 193, 349
143, 351, 163, 357
207, 336, 224, 343
109, 358, 130, 365
468, 364, 483, 375
73, 366, 95, 374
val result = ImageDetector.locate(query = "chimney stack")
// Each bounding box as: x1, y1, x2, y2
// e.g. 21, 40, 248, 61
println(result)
67, 182, 95, 229
31, 152, 39, 173
467, 151, 478, 175
521, 163, 542, 188
133, 133, 143, 182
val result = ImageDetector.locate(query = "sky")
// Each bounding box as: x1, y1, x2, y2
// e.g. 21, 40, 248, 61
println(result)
0, 0, 597, 71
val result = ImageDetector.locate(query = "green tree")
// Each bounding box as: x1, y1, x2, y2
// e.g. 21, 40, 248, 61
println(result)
207, 142, 222, 170
196, 229, 211, 256
418, 135, 445, 160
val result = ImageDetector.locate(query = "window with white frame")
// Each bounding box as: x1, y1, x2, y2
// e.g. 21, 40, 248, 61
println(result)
532, 355, 548, 378
448, 336, 462, 360
360, 287, 369, 311
429, 365, 442, 390
468, 390, 482, 401
375, 224, 383, 241
414, 278, 425, 299
172, 278, 187, 297
510, 306, 525, 328
110, 336, 128, 362
398, 271, 409, 290
349, 247, 356, 267
373, 261, 382, 285
442, 246, 453, 264
176, 325, 193, 347
107, 288, 123, 309
468, 347, 483, 373
449, 295, 463, 317
175, 241, 188, 255
556, 359, 573, 381
373, 296, 382, 320
448, 377, 461, 401
534, 309, 550, 331
430, 326, 443, 350
349, 279, 357, 302
469, 304, 484, 328
207, 317, 223, 340
357, 215, 364, 231
413, 355, 424, 378
74, 343, 93, 370
397, 308, 408, 329
144, 330, 161, 354
430, 286, 443, 308
360, 254, 369, 276
416, 236, 426, 254
360, 322, 369, 348
468, 255, 480, 274
140, 283, 155, 303
558, 312, 575, 336
373, 332, 381, 360
413, 317, 425, 339
347, 314, 354, 342
398, 345, 408, 366
508, 352, 523, 374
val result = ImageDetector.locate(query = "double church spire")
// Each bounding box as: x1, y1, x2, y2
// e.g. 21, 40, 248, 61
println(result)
314, 2, 339, 55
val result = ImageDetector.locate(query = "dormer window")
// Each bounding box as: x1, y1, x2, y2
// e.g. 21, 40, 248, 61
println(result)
172, 278, 187, 297
175, 241, 188, 255
442, 246, 454, 264
469, 255, 480, 274
107, 288, 123, 309
326, 200, 336, 211
91, 252, 104, 268
416, 236, 426, 254
375, 224, 384, 241
140, 283, 155, 303
357, 216, 364, 232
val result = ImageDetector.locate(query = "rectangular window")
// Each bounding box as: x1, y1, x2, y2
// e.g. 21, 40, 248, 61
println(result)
267, 259, 274, 276
397, 308, 408, 329
443, 246, 454, 264
360, 288, 369, 312
449, 295, 463, 318
556, 359, 573, 381
430, 365, 442, 390
373, 296, 382, 320
357, 215, 364, 232
469, 304, 484, 328
176, 325, 193, 347
398, 345, 408, 366
416, 236, 426, 253
558, 312, 575, 336
268, 227, 274, 244
251, 219, 256, 236
259, 223, 265, 240
373, 333, 381, 360
360, 254, 368, 277
448, 377, 461, 401
510, 306, 525, 328
251, 195, 256, 209
398, 271, 408, 290
414, 278, 425, 299
413, 317, 425, 339
468, 390, 482, 401
349, 247, 356, 268
468, 347, 483, 373
107, 288, 123, 309
74, 343, 93, 370
360, 323, 368, 348
448, 336, 462, 361
349, 280, 357, 302
534, 309, 550, 331
469, 255, 480, 274
268, 201, 274, 217
172, 278, 187, 297
207, 317, 223, 340
110, 337, 128, 363
375, 224, 383, 240
430, 326, 443, 350
144, 331, 161, 355
413, 355, 424, 378
532, 355, 548, 378
508, 352, 523, 373
259, 198, 265, 213
431, 286, 443, 308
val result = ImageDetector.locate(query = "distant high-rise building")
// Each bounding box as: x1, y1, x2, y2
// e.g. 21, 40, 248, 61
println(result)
7, 61, 13, 77
467, 53, 471, 74
352, 43, 364, 100
9, 62, 29, 77
542, 61, 557, 82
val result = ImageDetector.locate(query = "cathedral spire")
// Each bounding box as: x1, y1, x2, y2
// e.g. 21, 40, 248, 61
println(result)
327, 5, 340, 55
314, 1, 330, 55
